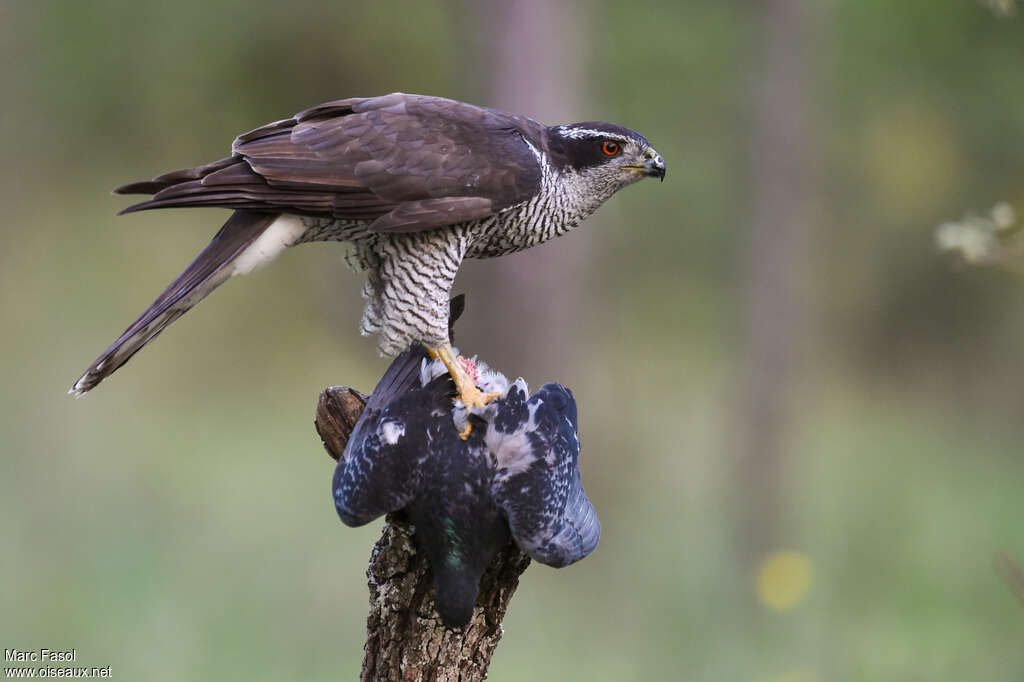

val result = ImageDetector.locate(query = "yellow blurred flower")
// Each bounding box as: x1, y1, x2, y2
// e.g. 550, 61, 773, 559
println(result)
755, 551, 814, 612
862, 100, 960, 220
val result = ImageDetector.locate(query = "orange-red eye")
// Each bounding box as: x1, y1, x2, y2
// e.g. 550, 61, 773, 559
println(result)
602, 140, 620, 156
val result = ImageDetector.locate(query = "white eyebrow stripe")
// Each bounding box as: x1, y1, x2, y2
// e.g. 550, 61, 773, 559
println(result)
556, 126, 632, 143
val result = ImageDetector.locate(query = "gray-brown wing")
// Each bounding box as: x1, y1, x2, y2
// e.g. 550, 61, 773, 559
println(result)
117, 93, 545, 233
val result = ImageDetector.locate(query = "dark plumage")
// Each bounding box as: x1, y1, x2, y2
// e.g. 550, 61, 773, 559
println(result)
333, 344, 599, 627
116, 95, 544, 225
71, 93, 665, 407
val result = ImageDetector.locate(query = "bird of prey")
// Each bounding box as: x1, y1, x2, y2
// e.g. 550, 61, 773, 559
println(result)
71, 92, 665, 418
333, 343, 599, 627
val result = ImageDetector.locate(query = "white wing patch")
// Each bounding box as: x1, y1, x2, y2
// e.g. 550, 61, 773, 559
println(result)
486, 397, 541, 477
380, 419, 405, 445
231, 214, 307, 276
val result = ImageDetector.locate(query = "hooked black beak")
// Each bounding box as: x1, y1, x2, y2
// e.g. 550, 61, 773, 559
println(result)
642, 154, 666, 181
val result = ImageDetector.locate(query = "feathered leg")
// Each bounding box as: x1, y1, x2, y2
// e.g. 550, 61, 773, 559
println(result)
368, 232, 499, 437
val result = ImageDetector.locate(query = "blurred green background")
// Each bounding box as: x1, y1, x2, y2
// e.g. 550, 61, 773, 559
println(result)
2, 1, 1024, 680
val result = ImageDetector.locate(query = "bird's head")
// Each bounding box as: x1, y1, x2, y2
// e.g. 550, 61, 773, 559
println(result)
545, 122, 665, 200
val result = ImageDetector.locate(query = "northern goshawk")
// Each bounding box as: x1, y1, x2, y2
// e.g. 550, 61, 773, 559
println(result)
71, 93, 665, 421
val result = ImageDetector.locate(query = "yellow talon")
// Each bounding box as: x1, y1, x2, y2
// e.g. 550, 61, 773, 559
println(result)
427, 344, 500, 439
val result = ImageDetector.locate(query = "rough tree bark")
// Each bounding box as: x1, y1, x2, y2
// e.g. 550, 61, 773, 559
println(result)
315, 385, 531, 682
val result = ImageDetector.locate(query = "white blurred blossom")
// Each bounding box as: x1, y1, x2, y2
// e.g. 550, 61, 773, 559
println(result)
935, 221, 999, 264
991, 201, 1015, 230
981, 0, 1017, 17
935, 202, 1021, 268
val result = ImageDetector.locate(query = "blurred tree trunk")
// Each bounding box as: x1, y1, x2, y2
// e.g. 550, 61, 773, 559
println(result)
734, 0, 821, 560
460, 0, 594, 380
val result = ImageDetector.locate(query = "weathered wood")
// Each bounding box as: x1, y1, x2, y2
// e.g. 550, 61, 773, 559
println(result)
315, 386, 368, 463
316, 385, 531, 682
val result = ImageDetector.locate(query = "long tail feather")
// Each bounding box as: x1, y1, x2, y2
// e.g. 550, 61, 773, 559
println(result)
70, 210, 289, 396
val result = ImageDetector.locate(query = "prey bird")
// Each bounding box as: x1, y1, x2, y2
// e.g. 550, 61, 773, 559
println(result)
332, 344, 600, 627
71, 93, 665, 417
